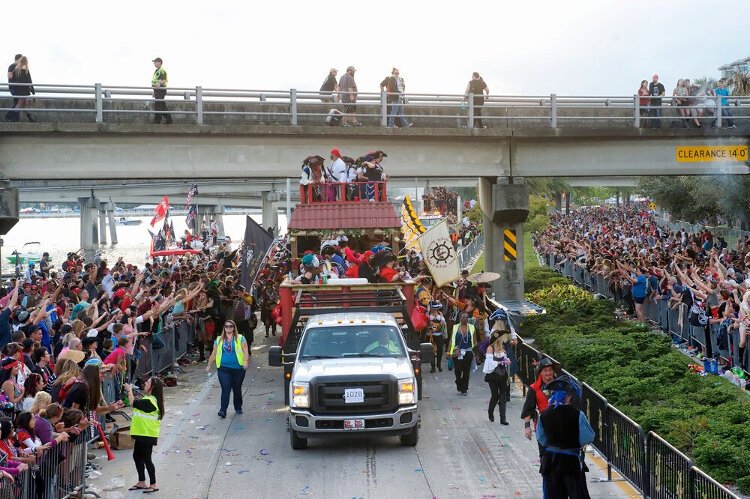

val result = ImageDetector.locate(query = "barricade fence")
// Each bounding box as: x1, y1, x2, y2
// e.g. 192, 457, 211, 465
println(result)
127, 318, 196, 385
546, 254, 748, 373
515, 337, 739, 498
458, 232, 484, 270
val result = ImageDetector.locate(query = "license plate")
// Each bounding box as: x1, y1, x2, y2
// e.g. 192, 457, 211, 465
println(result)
344, 388, 364, 403
343, 419, 366, 430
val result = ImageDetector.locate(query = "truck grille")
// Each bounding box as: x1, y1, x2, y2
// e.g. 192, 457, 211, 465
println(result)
310, 376, 398, 415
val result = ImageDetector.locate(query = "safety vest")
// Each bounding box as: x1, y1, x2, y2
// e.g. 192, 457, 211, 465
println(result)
130, 395, 161, 438
215, 335, 245, 368
450, 324, 475, 352
151, 67, 168, 87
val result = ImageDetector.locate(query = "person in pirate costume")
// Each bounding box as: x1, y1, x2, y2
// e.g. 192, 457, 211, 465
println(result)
536, 375, 595, 499
521, 357, 560, 457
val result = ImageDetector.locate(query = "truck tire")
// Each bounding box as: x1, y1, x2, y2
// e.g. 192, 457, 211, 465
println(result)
400, 424, 418, 447
290, 428, 308, 450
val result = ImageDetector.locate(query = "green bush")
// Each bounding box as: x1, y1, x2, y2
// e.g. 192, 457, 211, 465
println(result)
524, 267, 569, 293
523, 270, 750, 493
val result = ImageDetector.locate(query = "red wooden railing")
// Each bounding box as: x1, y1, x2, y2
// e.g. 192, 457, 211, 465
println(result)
299, 181, 388, 204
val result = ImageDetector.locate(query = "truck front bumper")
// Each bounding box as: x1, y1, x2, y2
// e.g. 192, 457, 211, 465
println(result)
290, 405, 418, 438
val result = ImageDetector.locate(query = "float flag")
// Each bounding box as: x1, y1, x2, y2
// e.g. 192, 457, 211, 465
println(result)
150, 196, 169, 227
418, 220, 460, 287
400, 195, 426, 250
240, 216, 275, 290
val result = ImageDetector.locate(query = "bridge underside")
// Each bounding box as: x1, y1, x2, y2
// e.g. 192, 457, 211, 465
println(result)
0, 125, 746, 181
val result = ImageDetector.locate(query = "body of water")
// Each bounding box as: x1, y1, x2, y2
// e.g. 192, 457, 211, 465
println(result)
1, 213, 288, 275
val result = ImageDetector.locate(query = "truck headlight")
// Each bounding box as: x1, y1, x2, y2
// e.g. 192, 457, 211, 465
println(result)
291, 382, 309, 408
398, 378, 415, 405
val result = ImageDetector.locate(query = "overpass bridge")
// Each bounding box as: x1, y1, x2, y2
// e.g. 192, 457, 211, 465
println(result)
1, 84, 749, 301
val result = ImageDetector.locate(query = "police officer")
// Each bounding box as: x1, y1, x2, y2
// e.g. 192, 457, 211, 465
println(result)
126, 377, 165, 493
536, 375, 595, 499
151, 57, 172, 124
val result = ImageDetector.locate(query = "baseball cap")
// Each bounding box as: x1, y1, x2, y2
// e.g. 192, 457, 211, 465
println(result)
330, 148, 341, 158
152, 57, 163, 63
347, 66, 356, 72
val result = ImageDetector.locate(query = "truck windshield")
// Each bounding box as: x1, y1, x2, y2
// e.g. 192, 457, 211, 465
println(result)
298, 325, 406, 359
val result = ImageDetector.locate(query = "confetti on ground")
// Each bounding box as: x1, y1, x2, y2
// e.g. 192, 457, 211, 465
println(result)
259, 449, 270, 456
414, 468, 423, 472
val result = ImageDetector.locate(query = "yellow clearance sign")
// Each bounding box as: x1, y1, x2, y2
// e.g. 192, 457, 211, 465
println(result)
675, 145, 748, 163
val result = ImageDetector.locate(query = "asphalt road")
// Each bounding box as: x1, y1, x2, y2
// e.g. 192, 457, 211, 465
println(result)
99, 335, 638, 499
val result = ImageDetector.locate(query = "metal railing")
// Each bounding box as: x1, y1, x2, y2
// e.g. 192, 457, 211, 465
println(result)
2, 82, 749, 129
129, 319, 195, 382
457, 232, 484, 270
299, 181, 387, 204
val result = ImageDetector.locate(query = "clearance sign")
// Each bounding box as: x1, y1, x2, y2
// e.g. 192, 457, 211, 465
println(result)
675, 145, 748, 163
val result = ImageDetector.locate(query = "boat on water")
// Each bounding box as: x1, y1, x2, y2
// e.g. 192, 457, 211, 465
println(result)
116, 217, 142, 226
6, 242, 43, 264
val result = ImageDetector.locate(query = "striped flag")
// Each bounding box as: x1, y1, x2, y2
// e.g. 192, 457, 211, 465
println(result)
400, 195, 426, 251
186, 204, 197, 229
185, 183, 198, 207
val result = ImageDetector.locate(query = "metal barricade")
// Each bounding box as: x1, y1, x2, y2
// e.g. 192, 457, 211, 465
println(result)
658, 299, 670, 331
690, 466, 740, 499
581, 382, 609, 476
516, 341, 539, 387
647, 431, 692, 499
608, 405, 648, 492
151, 326, 176, 375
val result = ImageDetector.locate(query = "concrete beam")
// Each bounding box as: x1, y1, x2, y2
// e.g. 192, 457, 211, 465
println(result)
42, 195, 266, 209
565, 177, 639, 187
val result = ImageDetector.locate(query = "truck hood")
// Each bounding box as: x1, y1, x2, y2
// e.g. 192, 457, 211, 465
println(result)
293, 357, 414, 382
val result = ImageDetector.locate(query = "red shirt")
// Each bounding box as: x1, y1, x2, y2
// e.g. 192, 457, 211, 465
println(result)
379, 267, 399, 282
103, 346, 127, 366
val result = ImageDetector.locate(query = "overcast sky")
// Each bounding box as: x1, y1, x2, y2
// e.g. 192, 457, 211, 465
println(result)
3, 0, 750, 96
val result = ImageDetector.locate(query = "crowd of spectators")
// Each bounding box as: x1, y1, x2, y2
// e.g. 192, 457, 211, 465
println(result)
535, 204, 750, 368
0, 240, 254, 490
639, 74, 737, 129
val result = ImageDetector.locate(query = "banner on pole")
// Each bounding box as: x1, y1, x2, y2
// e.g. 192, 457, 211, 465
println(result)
418, 220, 460, 287
240, 216, 275, 290
400, 195, 426, 251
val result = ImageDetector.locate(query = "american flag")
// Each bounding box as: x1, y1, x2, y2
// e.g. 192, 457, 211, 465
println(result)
185, 183, 199, 207
186, 204, 197, 229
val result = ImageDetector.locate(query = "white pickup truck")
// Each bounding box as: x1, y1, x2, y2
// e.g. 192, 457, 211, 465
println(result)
269, 312, 434, 450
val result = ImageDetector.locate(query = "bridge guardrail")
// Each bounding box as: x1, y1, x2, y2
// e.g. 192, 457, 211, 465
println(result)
2, 83, 750, 129
457, 232, 484, 270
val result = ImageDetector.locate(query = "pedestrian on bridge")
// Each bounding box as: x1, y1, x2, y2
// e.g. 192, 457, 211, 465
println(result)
465, 72, 489, 129
380, 68, 412, 128
648, 74, 665, 129
205, 319, 249, 418
4, 54, 22, 123
12, 56, 35, 123
338, 66, 361, 127
151, 57, 172, 125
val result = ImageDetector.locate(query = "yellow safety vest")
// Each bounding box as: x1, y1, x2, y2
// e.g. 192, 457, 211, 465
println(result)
215, 335, 245, 368
151, 67, 168, 87
130, 395, 161, 438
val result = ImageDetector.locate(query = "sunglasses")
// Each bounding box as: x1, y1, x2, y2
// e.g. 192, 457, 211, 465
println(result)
224, 324, 235, 329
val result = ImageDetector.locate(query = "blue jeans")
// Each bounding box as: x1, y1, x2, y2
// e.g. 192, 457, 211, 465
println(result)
649, 106, 662, 128
217, 367, 246, 412
388, 100, 410, 127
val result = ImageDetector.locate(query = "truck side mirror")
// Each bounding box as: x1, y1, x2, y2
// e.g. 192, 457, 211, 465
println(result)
268, 346, 283, 367
419, 343, 435, 365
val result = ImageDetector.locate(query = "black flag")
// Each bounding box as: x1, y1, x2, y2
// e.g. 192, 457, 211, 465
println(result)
240, 216, 274, 291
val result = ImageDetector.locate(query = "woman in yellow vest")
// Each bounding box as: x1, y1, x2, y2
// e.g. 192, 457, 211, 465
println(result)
205, 319, 250, 418
125, 377, 165, 494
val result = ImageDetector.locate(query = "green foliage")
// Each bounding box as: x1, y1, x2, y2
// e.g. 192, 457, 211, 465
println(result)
524, 270, 750, 492
524, 267, 569, 293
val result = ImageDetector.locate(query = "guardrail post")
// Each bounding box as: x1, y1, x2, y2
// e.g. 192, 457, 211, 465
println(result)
715, 98, 722, 128
380, 91, 388, 127
95, 83, 103, 124
468, 93, 475, 129
195, 86, 203, 125
634, 94, 640, 128
290, 88, 298, 126
550, 93, 557, 128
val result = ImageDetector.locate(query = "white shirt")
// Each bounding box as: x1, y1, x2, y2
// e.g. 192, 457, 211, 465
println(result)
330, 158, 347, 183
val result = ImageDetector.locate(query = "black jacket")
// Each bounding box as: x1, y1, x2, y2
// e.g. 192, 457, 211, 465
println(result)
12, 69, 34, 96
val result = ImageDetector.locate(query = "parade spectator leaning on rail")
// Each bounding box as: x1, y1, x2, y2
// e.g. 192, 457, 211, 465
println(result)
12, 56, 35, 123
715, 79, 736, 129
338, 66, 361, 127
637, 80, 649, 128
319, 68, 338, 103
4, 53, 22, 123
380, 68, 412, 129
648, 73, 665, 129
466, 72, 489, 129
151, 57, 172, 125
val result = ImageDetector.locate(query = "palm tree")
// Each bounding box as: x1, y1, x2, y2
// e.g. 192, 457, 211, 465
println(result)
728, 70, 750, 96
693, 76, 717, 92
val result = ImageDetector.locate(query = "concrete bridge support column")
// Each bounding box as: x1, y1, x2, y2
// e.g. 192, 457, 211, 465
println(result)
479, 177, 530, 302
98, 203, 108, 245
213, 205, 225, 238
107, 202, 118, 245
261, 192, 278, 234
78, 197, 100, 254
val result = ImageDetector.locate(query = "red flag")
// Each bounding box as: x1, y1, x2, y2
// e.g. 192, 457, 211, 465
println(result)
150, 196, 170, 227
